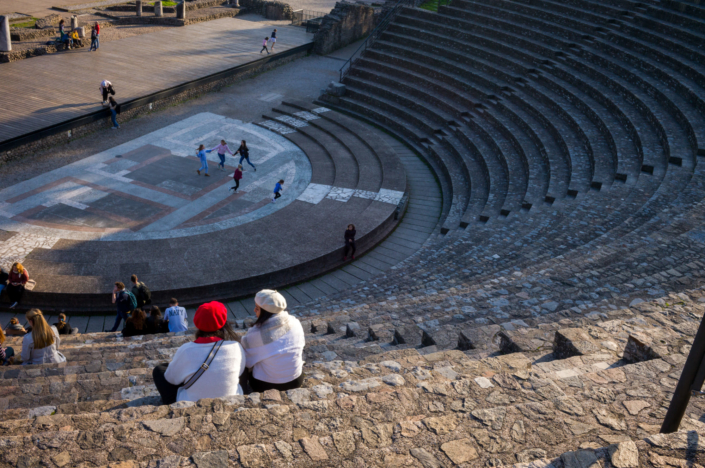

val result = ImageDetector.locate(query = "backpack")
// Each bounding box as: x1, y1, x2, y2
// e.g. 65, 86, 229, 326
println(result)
136, 283, 151, 305
126, 291, 138, 310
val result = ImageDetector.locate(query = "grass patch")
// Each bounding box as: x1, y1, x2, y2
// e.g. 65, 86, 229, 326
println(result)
418, 0, 450, 11
10, 17, 38, 28
148, 1, 178, 5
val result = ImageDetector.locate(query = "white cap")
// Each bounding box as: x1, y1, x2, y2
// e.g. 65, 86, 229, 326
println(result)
255, 289, 287, 314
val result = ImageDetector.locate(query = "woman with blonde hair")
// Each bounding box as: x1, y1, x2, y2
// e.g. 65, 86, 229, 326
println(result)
21, 309, 65, 365
7, 262, 28, 309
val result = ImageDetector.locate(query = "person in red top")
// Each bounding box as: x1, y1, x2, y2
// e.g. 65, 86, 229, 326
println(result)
94, 22, 100, 50
7, 262, 28, 309
230, 164, 244, 192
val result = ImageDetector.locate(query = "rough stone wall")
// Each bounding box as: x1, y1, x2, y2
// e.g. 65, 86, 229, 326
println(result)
313, 2, 375, 56
238, 0, 294, 20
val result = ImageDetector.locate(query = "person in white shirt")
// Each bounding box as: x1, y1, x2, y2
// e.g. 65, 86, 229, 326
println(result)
242, 289, 305, 392
152, 301, 245, 404
164, 298, 188, 333
22, 309, 66, 365
99, 80, 113, 106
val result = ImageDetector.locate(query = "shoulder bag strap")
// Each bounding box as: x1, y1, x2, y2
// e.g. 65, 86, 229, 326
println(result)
181, 340, 224, 390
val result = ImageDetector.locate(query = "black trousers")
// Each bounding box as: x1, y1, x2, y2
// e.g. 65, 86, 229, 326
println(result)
153, 363, 180, 405
7, 284, 24, 304
344, 241, 356, 258
232, 179, 240, 191
247, 370, 304, 393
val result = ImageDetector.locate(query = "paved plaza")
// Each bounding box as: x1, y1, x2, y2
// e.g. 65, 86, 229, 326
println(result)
0, 16, 313, 145
0, 113, 311, 247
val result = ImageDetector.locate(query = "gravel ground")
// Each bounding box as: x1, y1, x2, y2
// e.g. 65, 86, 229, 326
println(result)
0, 40, 363, 188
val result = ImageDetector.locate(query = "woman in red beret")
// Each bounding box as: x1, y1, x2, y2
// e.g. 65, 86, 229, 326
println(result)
152, 301, 245, 404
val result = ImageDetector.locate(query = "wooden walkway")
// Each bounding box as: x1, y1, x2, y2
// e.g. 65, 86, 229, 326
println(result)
0, 17, 313, 144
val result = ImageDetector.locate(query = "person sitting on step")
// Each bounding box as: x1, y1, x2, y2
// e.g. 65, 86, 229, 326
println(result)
5, 318, 26, 337
21, 309, 66, 365
145, 305, 167, 335
122, 308, 148, 338
54, 313, 78, 335
0, 325, 15, 366
152, 301, 245, 404
241, 290, 305, 393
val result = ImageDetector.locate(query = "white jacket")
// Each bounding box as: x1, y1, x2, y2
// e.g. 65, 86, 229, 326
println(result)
164, 340, 246, 402
242, 312, 305, 384
22, 326, 66, 365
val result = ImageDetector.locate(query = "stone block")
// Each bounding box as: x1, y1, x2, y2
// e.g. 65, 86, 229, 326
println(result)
136, 1, 143, 16
623, 334, 662, 363
327, 82, 346, 97
553, 328, 600, 359
1, 16, 12, 52
70, 15, 78, 29
496, 330, 535, 354
154, 1, 163, 17
176, 2, 186, 19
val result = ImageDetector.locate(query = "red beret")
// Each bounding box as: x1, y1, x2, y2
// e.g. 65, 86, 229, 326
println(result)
194, 301, 228, 332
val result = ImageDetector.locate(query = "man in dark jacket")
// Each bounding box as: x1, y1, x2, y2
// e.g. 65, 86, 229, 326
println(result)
110, 282, 137, 332
131, 274, 152, 309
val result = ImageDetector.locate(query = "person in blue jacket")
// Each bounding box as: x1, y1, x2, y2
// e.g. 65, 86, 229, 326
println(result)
196, 144, 213, 176
272, 179, 284, 203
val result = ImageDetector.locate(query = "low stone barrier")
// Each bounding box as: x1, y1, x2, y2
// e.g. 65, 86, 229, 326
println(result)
238, 0, 293, 20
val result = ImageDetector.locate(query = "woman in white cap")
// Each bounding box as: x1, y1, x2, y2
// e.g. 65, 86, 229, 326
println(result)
242, 289, 305, 392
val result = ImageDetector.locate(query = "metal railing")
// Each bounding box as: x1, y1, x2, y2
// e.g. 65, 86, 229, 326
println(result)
339, 0, 414, 82
291, 9, 328, 26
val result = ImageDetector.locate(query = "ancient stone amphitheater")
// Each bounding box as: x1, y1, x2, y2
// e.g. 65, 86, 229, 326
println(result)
3, 0, 705, 466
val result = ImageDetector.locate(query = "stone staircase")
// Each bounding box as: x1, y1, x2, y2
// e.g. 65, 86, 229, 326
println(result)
1, 291, 704, 466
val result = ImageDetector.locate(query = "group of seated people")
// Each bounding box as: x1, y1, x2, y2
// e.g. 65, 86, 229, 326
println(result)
120, 297, 188, 337
0, 309, 68, 366
1, 289, 305, 404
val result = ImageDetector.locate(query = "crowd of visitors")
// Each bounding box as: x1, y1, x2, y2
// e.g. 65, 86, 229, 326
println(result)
1, 266, 306, 405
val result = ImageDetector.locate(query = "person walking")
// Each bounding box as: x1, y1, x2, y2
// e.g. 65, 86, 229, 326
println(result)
272, 179, 284, 203
109, 96, 120, 129
164, 298, 188, 333
7, 262, 28, 309
94, 21, 100, 50
89, 26, 98, 51
260, 36, 270, 54
230, 164, 244, 192
234, 140, 256, 171
152, 301, 246, 404
21, 309, 66, 365
211, 140, 234, 170
270, 29, 277, 51
196, 144, 213, 176
130, 274, 152, 309
343, 224, 356, 260
100, 80, 114, 106
110, 282, 137, 332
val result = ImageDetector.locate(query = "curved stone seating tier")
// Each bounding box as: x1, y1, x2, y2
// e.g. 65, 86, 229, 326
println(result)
461, 0, 703, 162
0, 291, 701, 466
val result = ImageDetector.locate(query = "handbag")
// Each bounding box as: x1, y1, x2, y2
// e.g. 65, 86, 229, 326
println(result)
181, 340, 224, 390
